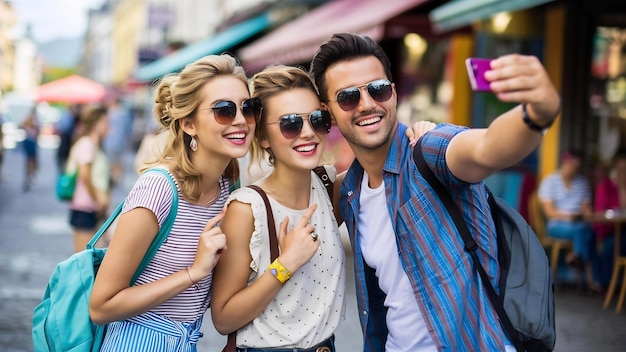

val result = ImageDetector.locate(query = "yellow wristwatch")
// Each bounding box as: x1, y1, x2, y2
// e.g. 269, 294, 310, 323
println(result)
268, 259, 291, 285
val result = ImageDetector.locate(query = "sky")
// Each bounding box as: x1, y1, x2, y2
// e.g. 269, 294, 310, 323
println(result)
10, 0, 106, 42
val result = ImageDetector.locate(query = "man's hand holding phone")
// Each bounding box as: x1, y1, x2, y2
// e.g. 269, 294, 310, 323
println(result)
487, 54, 560, 121
466, 55, 560, 122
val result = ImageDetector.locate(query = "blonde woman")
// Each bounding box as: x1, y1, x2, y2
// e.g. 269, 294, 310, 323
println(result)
211, 65, 343, 351
89, 54, 260, 351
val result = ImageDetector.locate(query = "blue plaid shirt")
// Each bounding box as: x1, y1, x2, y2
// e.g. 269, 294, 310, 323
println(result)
340, 123, 510, 351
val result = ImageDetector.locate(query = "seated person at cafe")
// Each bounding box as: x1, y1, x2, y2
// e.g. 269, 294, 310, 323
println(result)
539, 148, 602, 292
594, 150, 626, 287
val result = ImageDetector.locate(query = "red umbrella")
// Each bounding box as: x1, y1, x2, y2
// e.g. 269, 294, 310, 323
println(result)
36, 75, 106, 104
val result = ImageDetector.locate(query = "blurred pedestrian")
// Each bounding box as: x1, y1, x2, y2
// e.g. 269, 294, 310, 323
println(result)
539, 148, 602, 293
103, 97, 133, 187
55, 104, 82, 175
593, 150, 626, 287
19, 107, 40, 191
89, 54, 258, 351
66, 105, 111, 252
133, 126, 165, 174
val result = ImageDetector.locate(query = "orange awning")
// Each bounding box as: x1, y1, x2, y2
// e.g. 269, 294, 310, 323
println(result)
238, 0, 429, 73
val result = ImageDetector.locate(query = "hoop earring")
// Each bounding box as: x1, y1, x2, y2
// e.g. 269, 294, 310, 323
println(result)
190, 135, 198, 152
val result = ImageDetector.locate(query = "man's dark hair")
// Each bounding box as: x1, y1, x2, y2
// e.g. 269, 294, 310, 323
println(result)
310, 32, 393, 102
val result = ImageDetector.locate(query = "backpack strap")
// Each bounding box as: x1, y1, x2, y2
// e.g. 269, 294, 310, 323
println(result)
412, 138, 524, 352
85, 167, 179, 285
313, 166, 333, 202
133, 168, 179, 283
223, 185, 279, 352
486, 188, 512, 295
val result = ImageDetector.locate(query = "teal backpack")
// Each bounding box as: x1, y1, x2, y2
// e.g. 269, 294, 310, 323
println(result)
32, 168, 178, 352
55, 171, 77, 201
56, 156, 78, 201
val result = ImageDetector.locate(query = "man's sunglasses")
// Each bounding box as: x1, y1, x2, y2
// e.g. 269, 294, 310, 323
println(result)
202, 98, 262, 125
330, 79, 393, 111
266, 110, 332, 139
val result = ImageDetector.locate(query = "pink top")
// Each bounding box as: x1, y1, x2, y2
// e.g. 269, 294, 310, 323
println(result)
69, 137, 109, 212
594, 177, 619, 241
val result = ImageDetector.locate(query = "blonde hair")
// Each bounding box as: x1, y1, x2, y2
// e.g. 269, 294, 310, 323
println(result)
145, 54, 248, 202
249, 65, 318, 166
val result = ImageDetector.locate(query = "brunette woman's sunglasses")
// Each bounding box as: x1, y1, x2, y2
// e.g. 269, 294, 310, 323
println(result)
330, 79, 393, 111
203, 98, 262, 125
266, 110, 332, 139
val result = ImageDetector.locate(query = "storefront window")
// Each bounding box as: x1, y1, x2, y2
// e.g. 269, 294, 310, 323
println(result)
396, 34, 450, 124
590, 26, 626, 163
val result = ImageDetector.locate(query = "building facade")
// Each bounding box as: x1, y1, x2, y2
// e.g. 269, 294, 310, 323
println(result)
0, 0, 16, 93
227, 0, 626, 210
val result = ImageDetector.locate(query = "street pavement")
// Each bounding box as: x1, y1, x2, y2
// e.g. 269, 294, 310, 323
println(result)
1, 146, 625, 351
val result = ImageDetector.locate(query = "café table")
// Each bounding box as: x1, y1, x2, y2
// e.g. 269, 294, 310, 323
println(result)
586, 210, 626, 314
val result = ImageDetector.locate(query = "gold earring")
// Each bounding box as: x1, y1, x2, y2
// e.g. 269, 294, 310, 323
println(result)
190, 136, 198, 152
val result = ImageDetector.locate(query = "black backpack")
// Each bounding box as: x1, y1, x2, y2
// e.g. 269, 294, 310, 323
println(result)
413, 139, 556, 352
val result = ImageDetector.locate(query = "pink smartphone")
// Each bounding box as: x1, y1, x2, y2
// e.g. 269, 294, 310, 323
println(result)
465, 58, 493, 92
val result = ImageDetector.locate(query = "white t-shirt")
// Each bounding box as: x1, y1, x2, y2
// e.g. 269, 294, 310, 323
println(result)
357, 172, 437, 352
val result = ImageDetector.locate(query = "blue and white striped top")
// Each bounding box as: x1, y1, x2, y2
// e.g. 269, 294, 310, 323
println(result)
538, 172, 591, 221
121, 170, 229, 323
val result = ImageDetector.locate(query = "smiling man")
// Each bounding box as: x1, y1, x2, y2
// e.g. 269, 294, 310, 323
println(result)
310, 33, 561, 352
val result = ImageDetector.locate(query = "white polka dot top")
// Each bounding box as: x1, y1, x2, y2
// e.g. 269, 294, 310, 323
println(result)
226, 166, 346, 349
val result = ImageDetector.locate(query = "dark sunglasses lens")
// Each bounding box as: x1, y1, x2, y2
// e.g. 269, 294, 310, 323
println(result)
212, 101, 237, 124
279, 114, 303, 139
309, 110, 331, 134
336, 88, 360, 111
367, 80, 392, 102
242, 98, 262, 123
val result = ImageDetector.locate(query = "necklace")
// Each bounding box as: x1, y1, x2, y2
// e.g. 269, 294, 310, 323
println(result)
201, 181, 221, 206
264, 184, 311, 210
